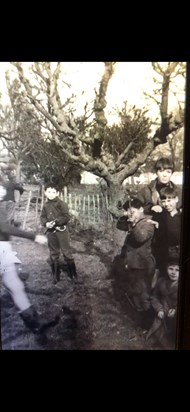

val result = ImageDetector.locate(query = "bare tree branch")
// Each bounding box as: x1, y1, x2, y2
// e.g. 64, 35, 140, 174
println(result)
8, 61, 184, 189
11, 62, 76, 138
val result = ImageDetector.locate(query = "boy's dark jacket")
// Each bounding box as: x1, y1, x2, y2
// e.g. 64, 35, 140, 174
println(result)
152, 208, 181, 248
151, 276, 178, 314
117, 214, 155, 269
146, 276, 178, 340
40, 197, 70, 228
151, 208, 181, 268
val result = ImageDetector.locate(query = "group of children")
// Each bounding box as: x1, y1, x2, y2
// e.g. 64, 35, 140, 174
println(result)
116, 157, 181, 346
0, 156, 181, 348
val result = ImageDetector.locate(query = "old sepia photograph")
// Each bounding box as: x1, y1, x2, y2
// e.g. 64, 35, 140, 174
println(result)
0, 62, 186, 350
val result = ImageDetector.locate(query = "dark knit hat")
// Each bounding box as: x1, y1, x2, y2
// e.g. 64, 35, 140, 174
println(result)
123, 197, 144, 211
167, 248, 180, 266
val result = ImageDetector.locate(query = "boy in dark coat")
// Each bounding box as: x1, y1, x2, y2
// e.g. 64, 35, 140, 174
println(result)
40, 183, 77, 284
152, 186, 182, 279
136, 157, 181, 215
116, 198, 156, 312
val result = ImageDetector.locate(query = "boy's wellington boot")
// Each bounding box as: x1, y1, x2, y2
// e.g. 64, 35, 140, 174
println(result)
59, 259, 69, 272
50, 260, 57, 284
19, 305, 59, 334
54, 261, 61, 282
66, 259, 78, 280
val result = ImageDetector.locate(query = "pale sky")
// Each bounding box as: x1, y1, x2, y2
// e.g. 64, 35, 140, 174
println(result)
0, 62, 186, 127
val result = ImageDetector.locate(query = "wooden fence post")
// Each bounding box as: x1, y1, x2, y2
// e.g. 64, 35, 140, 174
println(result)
93, 194, 96, 223
82, 195, 86, 226
88, 194, 90, 222
105, 194, 113, 221
74, 194, 77, 215
97, 194, 100, 222
69, 193, 72, 211
22, 190, 32, 229
64, 186, 68, 203
40, 185, 45, 212
35, 187, 40, 229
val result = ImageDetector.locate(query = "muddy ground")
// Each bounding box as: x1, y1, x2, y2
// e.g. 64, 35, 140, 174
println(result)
1, 193, 176, 350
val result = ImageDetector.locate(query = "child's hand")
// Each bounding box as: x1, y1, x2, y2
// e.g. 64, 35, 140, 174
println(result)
46, 221, 56, 229
151, 205, 163, 213
158, 310, 165, 319
147, 219, 159, 229
123, 211, 134, 222
167, 308, 176, 317
34, 234, 47, 245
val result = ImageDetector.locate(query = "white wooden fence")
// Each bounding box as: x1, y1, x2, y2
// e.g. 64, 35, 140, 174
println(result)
21, 186, 113, 229
60, 186, 113, 224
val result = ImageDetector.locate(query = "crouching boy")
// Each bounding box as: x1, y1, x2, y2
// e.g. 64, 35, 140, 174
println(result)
146, 254, 179, 347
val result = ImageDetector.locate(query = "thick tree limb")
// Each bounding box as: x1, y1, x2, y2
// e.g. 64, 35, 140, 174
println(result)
93, 62, 116, 158
12, 63, 76, 138
115, 141, 134, 167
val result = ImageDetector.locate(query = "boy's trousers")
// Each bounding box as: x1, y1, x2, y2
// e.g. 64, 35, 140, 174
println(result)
47, 228, 73, 262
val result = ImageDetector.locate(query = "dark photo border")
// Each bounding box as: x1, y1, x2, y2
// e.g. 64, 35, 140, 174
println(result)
176, 62, 190, 350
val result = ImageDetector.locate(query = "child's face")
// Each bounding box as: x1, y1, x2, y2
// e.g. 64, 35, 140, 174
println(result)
45, 187, 58, 200
126, 206, 143, 225
0, 185, 7, 201
156, 168, 173, 184
161, 196, 178, 212
167, 265, 179, 281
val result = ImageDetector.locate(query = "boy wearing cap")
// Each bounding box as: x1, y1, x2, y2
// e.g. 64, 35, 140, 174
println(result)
116, 198, 156, 312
